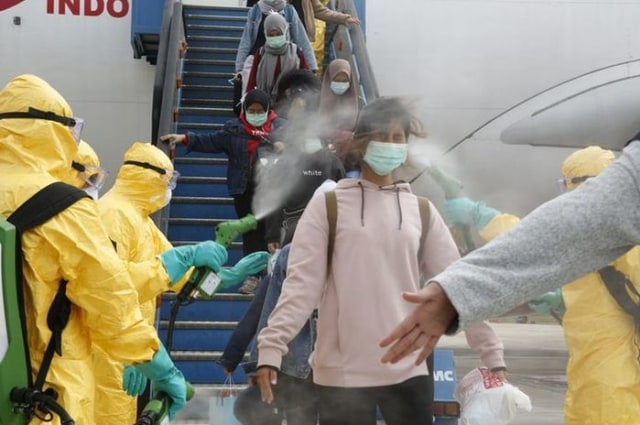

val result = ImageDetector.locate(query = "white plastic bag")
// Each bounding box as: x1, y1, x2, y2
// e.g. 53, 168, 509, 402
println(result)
455, 367, 532, 425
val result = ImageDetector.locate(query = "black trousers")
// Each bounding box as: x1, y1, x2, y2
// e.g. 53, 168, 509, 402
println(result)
315, 374, 434, 425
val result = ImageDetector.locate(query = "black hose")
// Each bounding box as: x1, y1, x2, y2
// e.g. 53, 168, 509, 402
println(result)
165, 299, 181, 352
10, 387, 75, 425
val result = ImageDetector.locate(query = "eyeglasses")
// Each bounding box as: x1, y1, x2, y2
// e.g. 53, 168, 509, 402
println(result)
72, 161, 108, 190
123, 160, 180, 189
556, 175, 593, 193
0, 107, 84, 144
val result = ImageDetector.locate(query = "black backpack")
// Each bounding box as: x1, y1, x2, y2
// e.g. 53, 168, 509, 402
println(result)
4, 182, 88, 421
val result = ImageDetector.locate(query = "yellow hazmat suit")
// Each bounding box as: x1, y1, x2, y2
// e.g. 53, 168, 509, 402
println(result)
95, 142, 184, 425
469, 146, 640, 424
0, 75, 159, 425
70, 140, 101, 188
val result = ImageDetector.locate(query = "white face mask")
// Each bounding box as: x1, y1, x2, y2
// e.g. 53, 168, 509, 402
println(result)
330, 81, 350, 95
83, 186, 99, 201
304, 138, 323, 154
163, 188, 172, 207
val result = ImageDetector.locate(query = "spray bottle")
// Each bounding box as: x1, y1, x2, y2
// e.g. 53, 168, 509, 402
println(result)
178, 214, 258, 301
135, 382, 195, 425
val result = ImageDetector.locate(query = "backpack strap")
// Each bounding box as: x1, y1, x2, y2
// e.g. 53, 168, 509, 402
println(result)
598, 265, 640, 326
7, 182, 88, 390
324, 191, 337, 269
417, 196, 431, 263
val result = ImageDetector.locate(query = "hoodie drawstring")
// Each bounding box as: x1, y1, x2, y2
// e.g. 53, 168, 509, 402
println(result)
358, 181, 365, 226
396, 187, 403, 230
357, 181, 404, 230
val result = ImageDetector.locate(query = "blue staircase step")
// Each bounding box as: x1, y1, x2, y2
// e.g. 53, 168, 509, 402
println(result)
186, 24, 244, 38
173, 176, 229, 197
172, 353, 249, 384
187, 35, 241, 49
174, 157, 229, 177
177, 122, 226, 134
159, 321, 235, 351
183, 71, 237, 87
160, 294, 252, 321
187, 46, 237, 61
179, 107, 234, 125
170, 197, 236, 219
181, 98, 235, 109
182, 84, 234, 101
184, 60, 236, 76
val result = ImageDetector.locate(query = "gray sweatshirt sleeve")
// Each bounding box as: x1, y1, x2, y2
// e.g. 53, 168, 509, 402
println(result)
436, 142, 640, 329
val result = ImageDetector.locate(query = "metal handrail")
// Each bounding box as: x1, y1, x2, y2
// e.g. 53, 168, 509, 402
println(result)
152, 0, 186, 232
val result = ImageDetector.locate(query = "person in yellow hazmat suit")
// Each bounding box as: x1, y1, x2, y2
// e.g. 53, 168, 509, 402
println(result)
93, 142, 270, 425
0, 74, 228, 423
69, 140, 108, 199
441, 145, 640, 425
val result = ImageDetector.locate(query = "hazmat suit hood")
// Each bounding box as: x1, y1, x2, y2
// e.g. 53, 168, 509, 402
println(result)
561, 146, 615, 190
0, 74, 78, 183
109, 142, 176, 215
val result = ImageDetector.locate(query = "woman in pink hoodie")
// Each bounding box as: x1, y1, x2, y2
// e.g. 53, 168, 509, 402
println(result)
256, 97, 506, 424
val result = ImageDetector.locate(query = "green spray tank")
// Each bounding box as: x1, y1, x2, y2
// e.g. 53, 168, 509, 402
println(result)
165, 214, 258, 351
0, 219, 75, 425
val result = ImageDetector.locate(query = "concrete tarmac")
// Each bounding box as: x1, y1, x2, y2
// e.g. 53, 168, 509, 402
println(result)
174, 323, 568, 424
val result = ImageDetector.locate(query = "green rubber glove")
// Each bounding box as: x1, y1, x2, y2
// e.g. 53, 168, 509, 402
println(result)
159, 241, 228, 285
528, 289, 566, 316
444, 197, 500, 230
218, 251, 269, 288
122, 365, 148, 396
135, 343, 187, 420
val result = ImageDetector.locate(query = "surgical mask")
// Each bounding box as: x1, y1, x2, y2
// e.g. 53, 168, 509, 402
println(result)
263, 0, 278, 4
304, 138, 323, 154
83, 186, 99, 201
246, 112, 268, 127
330, 81, 350, 95
363, 141, 408, 176
163, 188, 172, 207
266, 35, 287, 49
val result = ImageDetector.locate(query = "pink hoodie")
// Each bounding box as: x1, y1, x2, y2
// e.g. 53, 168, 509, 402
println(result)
258, 179, 505, 387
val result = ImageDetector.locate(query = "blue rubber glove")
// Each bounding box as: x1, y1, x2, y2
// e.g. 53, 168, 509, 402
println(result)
122, 365, 148, 396
218, 251, 269, 288
528, 289, 566, 316
444, 197, 500, 230
135, 343, 187, 419
159, 241, 228, 285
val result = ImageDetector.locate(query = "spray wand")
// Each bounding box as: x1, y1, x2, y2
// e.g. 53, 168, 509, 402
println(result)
135, 382, 196, 425
418, 166, 477, 254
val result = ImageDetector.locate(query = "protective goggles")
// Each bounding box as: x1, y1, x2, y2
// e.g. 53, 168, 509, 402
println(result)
0, 107, 84, 144
72, 161, 108, 190
123, 160, 180, 189
556, 175, 593, 193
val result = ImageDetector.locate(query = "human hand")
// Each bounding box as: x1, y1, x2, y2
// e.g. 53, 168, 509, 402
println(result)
267, 242, 280, 254
272, 141, 285, 153
122, 365, 148, 396
380, 282, 458, 365
160, 134, 187, 148
256, 366, 278, 403
344, 15, 360, 25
